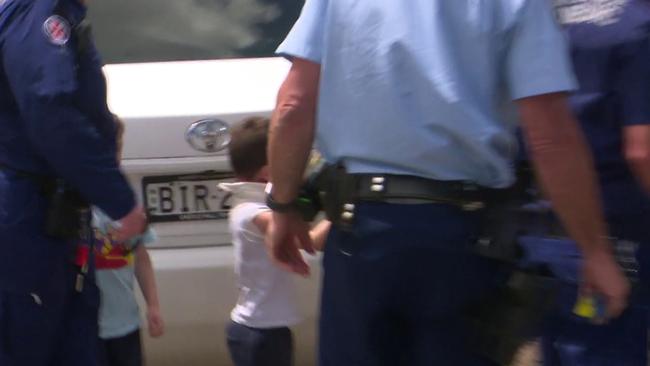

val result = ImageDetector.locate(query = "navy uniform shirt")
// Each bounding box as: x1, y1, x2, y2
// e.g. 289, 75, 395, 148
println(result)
0, 0, 134, 219
0, 0, 134, 292
557, 0, 650, 215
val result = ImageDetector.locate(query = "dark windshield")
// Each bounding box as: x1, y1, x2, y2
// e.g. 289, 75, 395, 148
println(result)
88, 0, 303, 64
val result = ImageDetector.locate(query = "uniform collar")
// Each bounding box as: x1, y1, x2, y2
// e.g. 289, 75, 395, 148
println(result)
64, 0, 87, 26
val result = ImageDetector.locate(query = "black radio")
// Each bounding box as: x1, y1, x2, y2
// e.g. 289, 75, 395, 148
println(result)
43, 179, 89, 240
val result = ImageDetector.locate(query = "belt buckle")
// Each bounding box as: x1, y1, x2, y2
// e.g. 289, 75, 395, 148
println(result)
462, 201, 485, 211
369, 176, 385, 193
341, 203, 355, 221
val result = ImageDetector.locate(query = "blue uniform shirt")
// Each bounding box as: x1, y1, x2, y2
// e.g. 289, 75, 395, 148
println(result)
278, 0, 577, 188
0, 0, 133, 219
557, 0, 650, 215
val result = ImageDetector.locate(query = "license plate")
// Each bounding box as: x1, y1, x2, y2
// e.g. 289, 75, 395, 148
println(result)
142, 172, 234, 223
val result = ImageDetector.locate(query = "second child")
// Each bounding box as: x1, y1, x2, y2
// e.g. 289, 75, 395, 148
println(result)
220, 117, 329, 366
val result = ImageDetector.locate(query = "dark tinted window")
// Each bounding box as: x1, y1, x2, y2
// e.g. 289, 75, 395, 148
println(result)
88, 0, 304, 64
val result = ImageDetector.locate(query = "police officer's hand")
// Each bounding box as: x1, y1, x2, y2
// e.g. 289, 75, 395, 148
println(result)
266, 211, 315, 277
582, 246, 630, 320
112, 205, 147, 242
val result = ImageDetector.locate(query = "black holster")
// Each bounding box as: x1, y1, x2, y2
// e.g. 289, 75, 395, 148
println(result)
465, 164, 559, 364
310, 164, 359, 227
42, 179, 89, 240
464, 270, 557, 365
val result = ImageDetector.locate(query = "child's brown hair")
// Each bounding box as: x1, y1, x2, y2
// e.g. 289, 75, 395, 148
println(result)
228, 117, 269, 181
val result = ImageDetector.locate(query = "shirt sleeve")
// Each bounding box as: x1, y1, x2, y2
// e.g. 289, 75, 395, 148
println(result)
137, 228, 158, 247
233, 202, 271, 240
275, 0, 328, 63
1, 4, 135, 220
506, 0, 577, 100
615, 36, 650, 126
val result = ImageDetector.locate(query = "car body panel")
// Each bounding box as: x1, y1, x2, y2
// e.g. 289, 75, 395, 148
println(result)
104, 57, 319, 365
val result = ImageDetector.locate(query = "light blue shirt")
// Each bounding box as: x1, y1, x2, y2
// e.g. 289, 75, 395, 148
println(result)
278, 0, 577, 188
93, 209, 157, 339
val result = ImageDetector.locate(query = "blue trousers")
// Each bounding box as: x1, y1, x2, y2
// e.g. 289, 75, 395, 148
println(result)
0, 265, 99, 366
226, 321, 293, 366
319, 202, 501, 366
541, 214, 650, 366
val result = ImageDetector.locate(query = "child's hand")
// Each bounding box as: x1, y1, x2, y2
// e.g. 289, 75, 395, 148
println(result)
147, 306, 165, 338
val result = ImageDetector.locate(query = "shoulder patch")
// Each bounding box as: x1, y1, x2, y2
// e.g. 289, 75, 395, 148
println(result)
555, 0, 629, 26
42, 15, 71, 46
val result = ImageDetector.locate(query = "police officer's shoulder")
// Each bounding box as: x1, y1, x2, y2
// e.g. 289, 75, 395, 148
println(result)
1, 0, 78, 46
554, 0, 629, 27
0, 0, 84, 96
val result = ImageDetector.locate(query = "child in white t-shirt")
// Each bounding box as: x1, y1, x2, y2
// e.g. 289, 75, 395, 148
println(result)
219, 117, 329, 366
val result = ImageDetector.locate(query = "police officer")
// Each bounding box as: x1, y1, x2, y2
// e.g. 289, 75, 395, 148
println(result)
0, 0, 147, 365
265, 0, 630, 365
537, 1, 650, 364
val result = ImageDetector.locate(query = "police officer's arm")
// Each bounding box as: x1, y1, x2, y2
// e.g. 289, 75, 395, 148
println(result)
265, 59, 320, 276
625, 126, 650, 194
268, 58, 320, 204
519, 94, 609, 254
617, 37, 650, 195
509, 0, 628, 317
270, 0, 325, 205
520, 96, 630, 317
266, 0, 327, 275
1, 10, 135, 221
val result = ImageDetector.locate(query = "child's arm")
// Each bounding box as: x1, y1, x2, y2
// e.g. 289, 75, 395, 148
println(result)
254, 212, 330, 251
253, 211, 273, 235
309, 220, 331, 251
134, 244, 165, 338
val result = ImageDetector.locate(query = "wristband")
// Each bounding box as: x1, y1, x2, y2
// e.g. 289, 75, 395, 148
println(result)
264, 183, 296, 213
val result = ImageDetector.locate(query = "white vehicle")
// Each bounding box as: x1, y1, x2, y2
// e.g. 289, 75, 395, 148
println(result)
89, 1, 320, 365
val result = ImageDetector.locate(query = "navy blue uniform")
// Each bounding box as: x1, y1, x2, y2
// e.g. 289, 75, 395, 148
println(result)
539, 1, 650, 365
0, 0, 135, 364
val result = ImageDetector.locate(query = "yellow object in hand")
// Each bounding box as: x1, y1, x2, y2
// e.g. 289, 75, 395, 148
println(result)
573, 295, 598, 319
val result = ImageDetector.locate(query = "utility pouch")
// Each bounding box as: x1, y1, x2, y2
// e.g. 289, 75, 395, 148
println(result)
464, 163, 561, 363
472, 163, 545, 263
464, 270, 557, 365
473, 198, 525, 263
316, 164, 359, 229
294, 180, 324, 222
44, 180, 88, 240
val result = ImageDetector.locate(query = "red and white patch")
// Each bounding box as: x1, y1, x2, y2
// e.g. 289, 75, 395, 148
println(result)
42, 15, 71, 46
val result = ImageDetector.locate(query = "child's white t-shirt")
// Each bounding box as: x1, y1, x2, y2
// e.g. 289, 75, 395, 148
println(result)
220, 182, 301, 329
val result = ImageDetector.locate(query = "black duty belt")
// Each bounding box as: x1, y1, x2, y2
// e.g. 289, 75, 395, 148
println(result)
352, 173, 508, 207
0, 163, 57, 192
0, 163, 49, 180
313, 164, 519, 229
